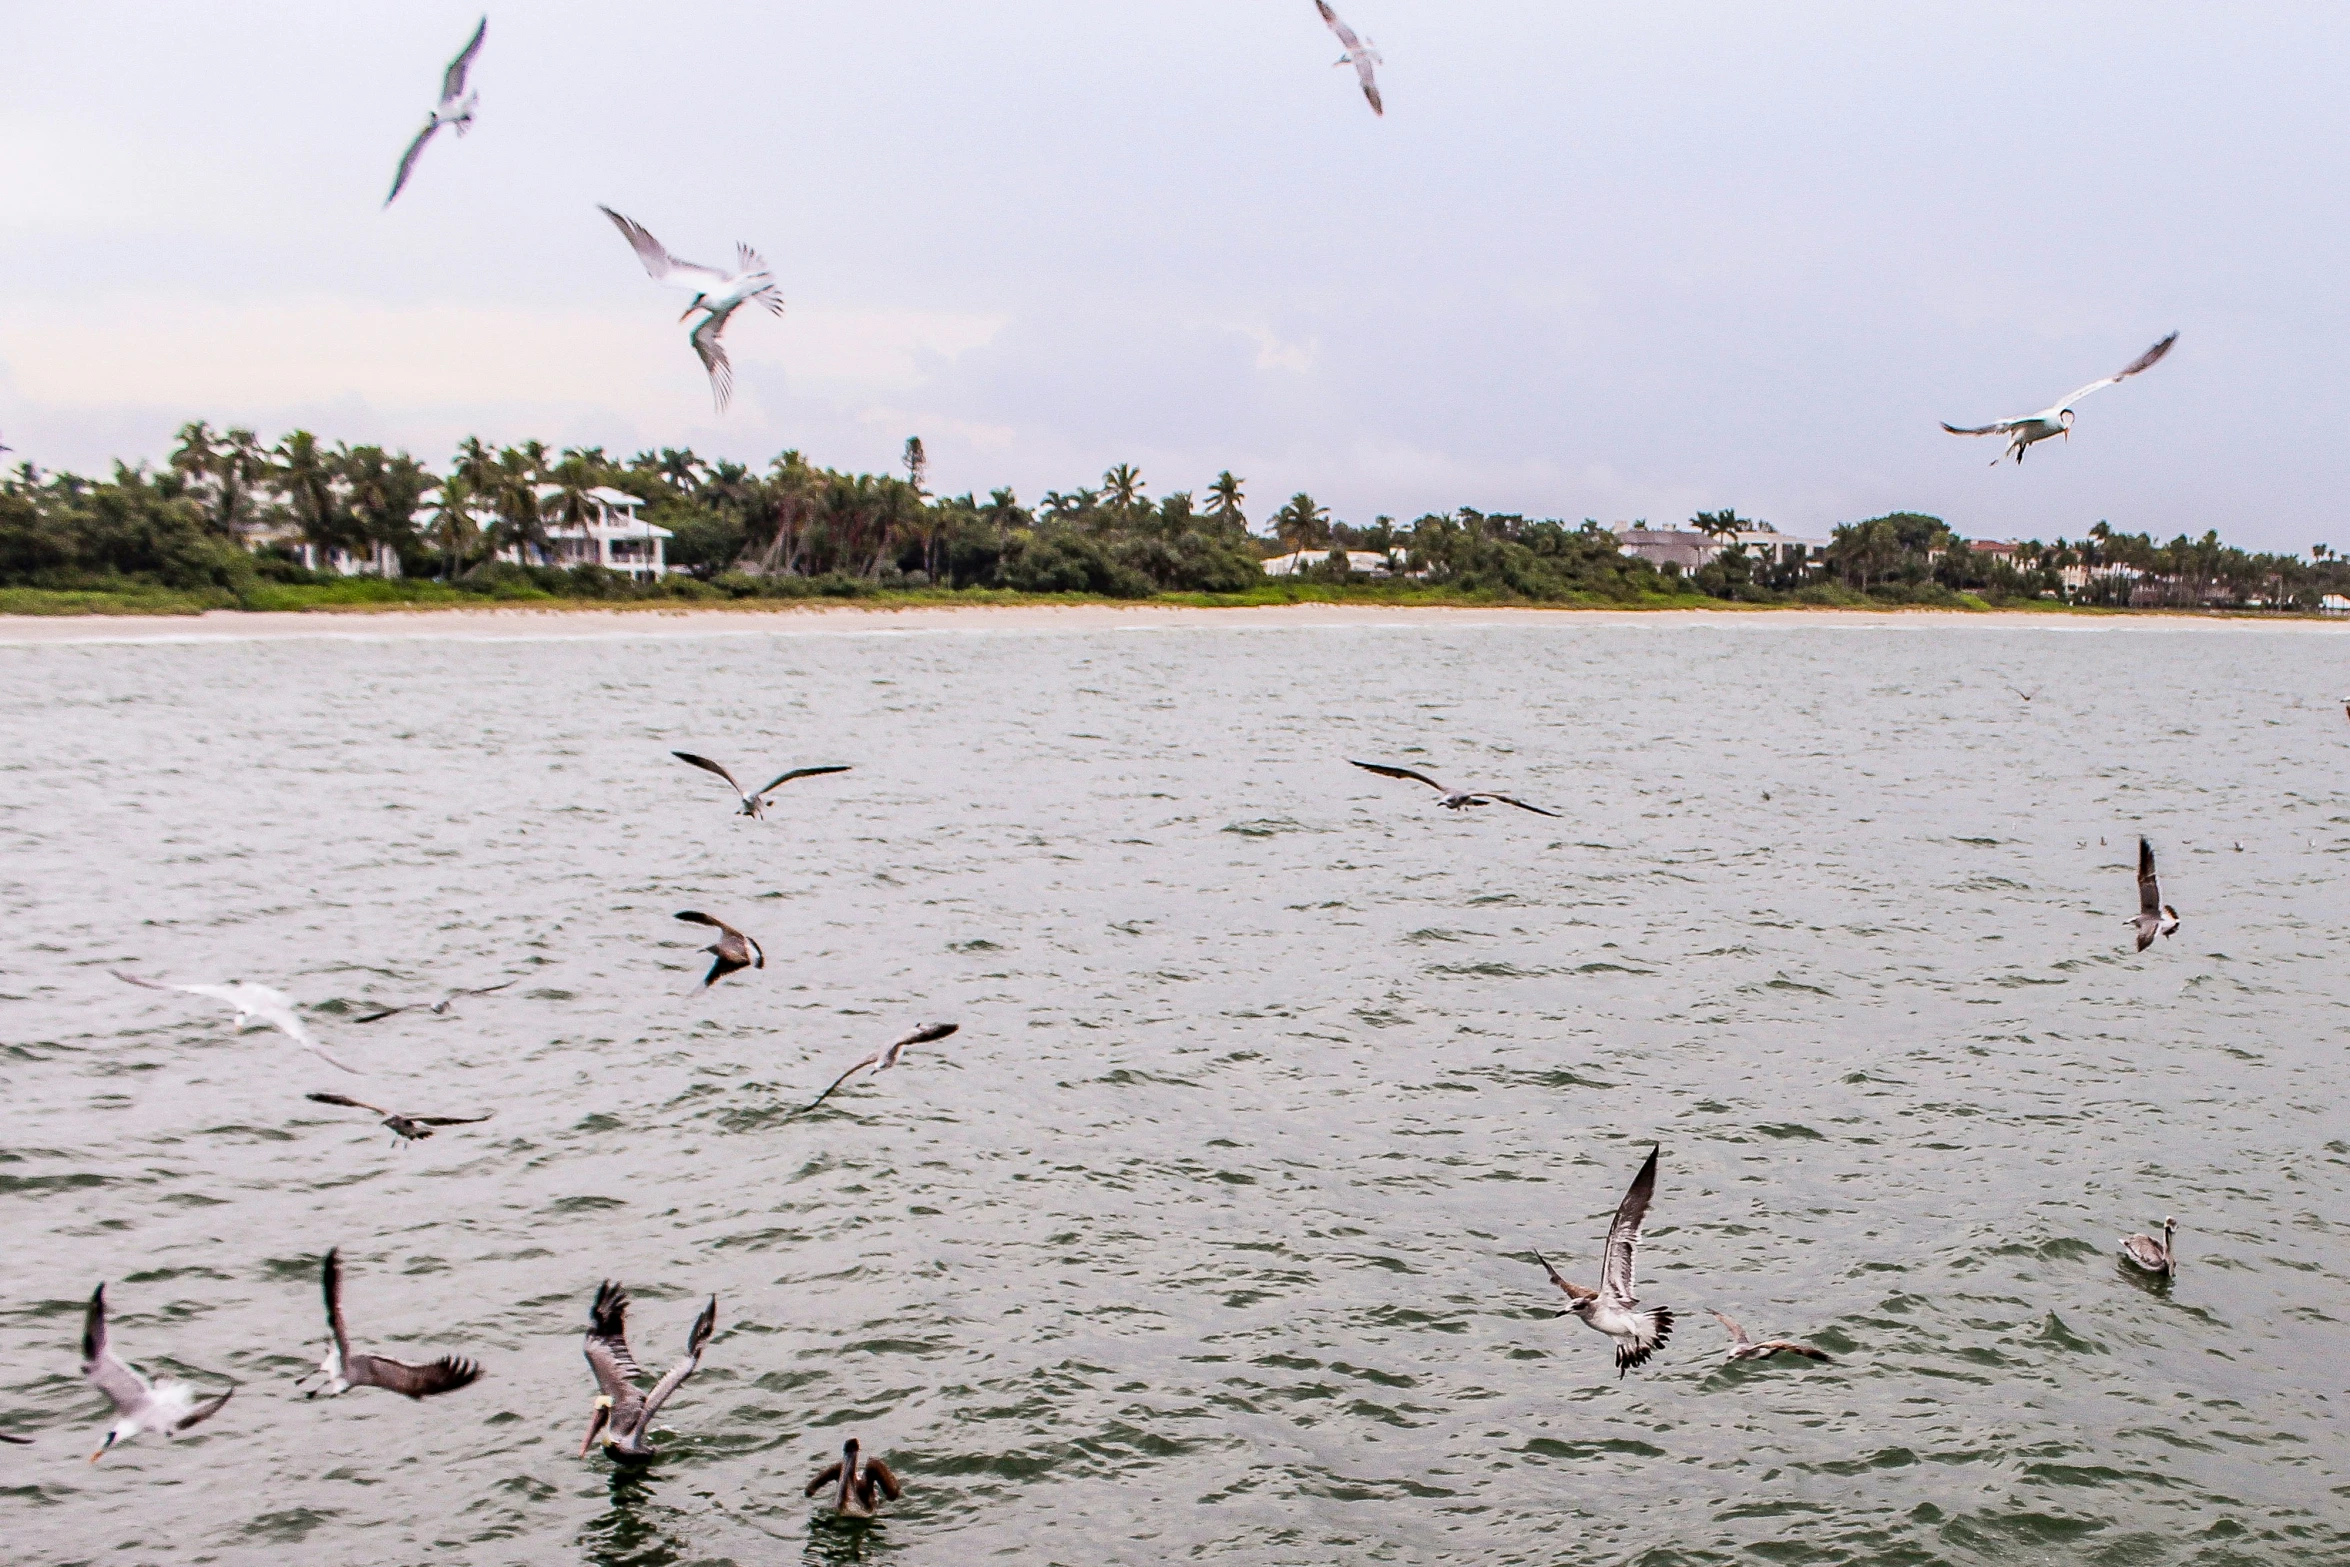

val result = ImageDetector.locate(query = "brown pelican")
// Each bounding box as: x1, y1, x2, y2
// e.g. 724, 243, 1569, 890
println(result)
1313, 0, 1384, 116
601, 210, 786, 412
1349, 760, 1558, 816
672, 752, 851, 818
111, 971, 359, 1073
1531, 1144, 1674, 1377
2120, 1216, 2178, 1276
385, 17, 486, 206
82, 1285, 233, 1461
674, 911, 763, 987
2131, 837, 2182, 952
352, 979, 516, 1023
799, 1022, 958, 1115
1941, 332, 2177, 464
806, 1437, 902, 1518
1710, 1310, 1829, 1364
299, 1250, 482, 1400
304, 1092, 492, 1146
579, 1282, 716, 1462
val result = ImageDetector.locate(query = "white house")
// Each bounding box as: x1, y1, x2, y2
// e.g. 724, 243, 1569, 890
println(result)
1613, 522, 1827, 574
508, 485, 672, 579
243, 517, 402, 579
1262, 548, 1409, 577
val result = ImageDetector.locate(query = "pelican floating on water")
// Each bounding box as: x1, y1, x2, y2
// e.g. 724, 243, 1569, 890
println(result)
2120, 1216, 2178, 1276
674, 910, 763, 987
82, 1285, 233, 1461
300, 1249, 482, 1400
579, 1282, 716, 1462
799, 1022, 959, 1115
305, 1091, 492, 1146
600, 208, 785, 412
385, 17, 486, 206
1350, 760, 1559, 816
806, 1436, 902, 1518
112, 971, 358, 1072
1313, 0, 1384, 115
672, 752, 851, 818
353, 979, 516, 1023
1710, 1310, 1829, 1364
2131, 836, 2182, 952
1532, 1144, 1674, 1377
1941, 332, 2177, 464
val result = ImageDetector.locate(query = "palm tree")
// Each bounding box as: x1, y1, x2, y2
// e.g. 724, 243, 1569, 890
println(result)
1690, 508, 1749, 543
339, 444, 430, 575
1205, 470, 1246, 534
426, 477, 482, 579
275, 430, 346, 570
1271, 492, 1329, 562
1102, 462, 1145, 525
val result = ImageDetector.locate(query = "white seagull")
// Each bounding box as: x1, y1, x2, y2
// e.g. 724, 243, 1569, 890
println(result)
2120, 1216, 2178, 1277
82, 1284, 234, 1462
1350, 759, 1559, 816
2131, 836, 2182, 953
601, 207, 786, 412
112, 971, 359, 1073
1532, 1144, 1674, 1378
1314, 0, 1384, 115
300, 1249, 482, 1400
799, 1022, 959, 1115
385, 17, 487, 207
672, 752, 851, 818
1942, 332, 2177, 464
353, 978, 516, 1024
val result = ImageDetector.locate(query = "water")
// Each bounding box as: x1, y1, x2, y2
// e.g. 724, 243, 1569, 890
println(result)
2, 612, 2346, 1567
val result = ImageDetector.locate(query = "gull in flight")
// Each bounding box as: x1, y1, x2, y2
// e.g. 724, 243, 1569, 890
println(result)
352, 979, 516, 1024
2131, 836, 2182, 952
1941, 332, 2178, 464
112, 971, 358, 1073
385, 17, 486, 206
2009, 685, 2042, 702
305, 1091, 493, 1146
1710, 1310, 1829, 1364
579, 1282, 717, 1461
601, 208, 785, 412
299, 1249, 482, 1400
1350, 760, 1559, 816
672, 751, 851, 818
1314, 0, 1384, 116
1532, 1144, 1674, 1378
675, 911, 763, 987
2120, 1216, 2178, 1277
806, 1437, 903, 1518
799, 1022, 958, 1116
82, 1284, 233, 1462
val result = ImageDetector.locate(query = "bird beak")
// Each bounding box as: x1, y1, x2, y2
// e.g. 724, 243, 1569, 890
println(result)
89, 1434, 114, 1464
579, 1399, 612, 1457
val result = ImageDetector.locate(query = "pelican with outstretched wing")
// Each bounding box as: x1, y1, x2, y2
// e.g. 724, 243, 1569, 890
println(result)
1942, 333, 2177, 464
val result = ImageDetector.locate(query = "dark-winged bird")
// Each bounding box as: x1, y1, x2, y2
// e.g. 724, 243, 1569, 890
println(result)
385, 17, 486, 206
579, 1282, 716, 1461
1531, 1144, 1674, 1377
806, 1436, 903, 1518
299, 1249, 482, 1400
799, 1022, 958, 1115
306, 1091, 492, 1145
672, 751, 850, 818
1350, 760, 1558, 816
1710, 1310, 1829, 1364
675, 910, 763, 986
2131, 836, 2181, 952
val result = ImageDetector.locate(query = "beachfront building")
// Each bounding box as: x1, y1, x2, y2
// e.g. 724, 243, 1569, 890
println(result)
1613, 523, 1827, 574
1261, 549, 1412, 577
242, 517, 402, 579
504, 485, 672, 580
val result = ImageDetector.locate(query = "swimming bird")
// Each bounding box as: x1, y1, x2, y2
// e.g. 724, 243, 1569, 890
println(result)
600, 208, 785, 412
2131, 836, 2182, 952
82, 1285, 233, 1462
352, 979, 516, 1023
579, 1282, 716, 1461
1709, 1310, 1829, 1364
1350, 760, 1559, 816
674, 911, 763, 987
799, 1022, 958, 1115
304, 1091, 493, 1145
1531, 1144, 1674, 1377
299, 1249, 482, 1400
111, 971, 359, 1073
1941, 332, 2178, 464
806, 1437, 902, 1518
385, 17, 486, 206
672, 752, 851, 818
2120, 1216, 2178, 1276
1314, 0, 1384, 115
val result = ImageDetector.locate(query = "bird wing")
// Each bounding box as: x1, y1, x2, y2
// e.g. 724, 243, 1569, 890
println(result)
1316, 0, 1365, 54
748, 764, 854, 798
675, 909, 734, 935
673, 751, 747, 799
804, 1461, 844, 1497
448, 980, 518, 1002
2137, 837, 2161, 916
584, 1281, 645, 1395
171, 1386, 234, 1432
350, 1003, 418, 1024
0, 1433, 28, 1444
600, 207, 728, 286
321, 1249, 351, 1364
1479, 794, 1560, 818
1350, 760, 1449, 792
801, 1052, 883, 1114
385, 120, 442, 207
352, 1353, 481, 1399
81, 1287, 151, 1416
2061, 332, 2177, 408
639, 1296, 716, 1422
1600, 1145, 1661, 1306
701, 952, 747, 988
690, 304, 739, 413
736, 242, 768, 276
877, 1020, 959, 1069
306, 1091, 383, 1115
1355, 57, 1383, 115
1940, 419, 2025, 437
412, 1113, 494, 1128
441, 17, 488, 104
862, 1456, 904, 1500
113, 971, 222, 1003
1760, 1340, 1829, 1360
1529, 1249, 1595, 1304
1710, 1310, 1752, 1349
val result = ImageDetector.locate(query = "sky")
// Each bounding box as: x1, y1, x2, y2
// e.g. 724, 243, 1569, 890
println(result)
4, 2, 2346, 551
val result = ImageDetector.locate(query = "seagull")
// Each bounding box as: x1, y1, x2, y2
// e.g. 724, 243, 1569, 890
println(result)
305, 1091, 493, 1146
2010, 685, 2042, 702
111, 971, 359, 1073
385, 17, 486, 206
1710, 1310, 1829, 1364
298, 1249, 482, 1401
1531, 1144, 1674, 1378
799, 1022, 958, 1115
82, 1284, 233, 1462
352, 979, 516, 1023
579, 1282, 717, 1462
2120, 1216, 2178, 1276
1941, 332, 2178, 464
1314, 0, 1384, 115
806, 1437, 903, 1519
672, 752, 851, 818
600, 208, 785, 412
674, 911, 763, 987
2131, 836, 2182, 952
1349, 760, 1559, 816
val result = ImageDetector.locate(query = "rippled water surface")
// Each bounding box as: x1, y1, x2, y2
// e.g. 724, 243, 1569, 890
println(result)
3, 614, 2347, 1567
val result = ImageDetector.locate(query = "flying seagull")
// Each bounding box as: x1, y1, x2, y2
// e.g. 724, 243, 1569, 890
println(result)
352, 979, 516, 1024
299, 1249, 482, 1400
1709, 1310, 1829, 1364
111, 971, 359, 1073
1349, 760, 1559, 816
799, 1022, 958, 1115
1314, 0, 1384, 115
579, 1282, 717, 1461
385, 17, 486, 206
1941, 332, 2178, 464
1531, 1144, 1674, 1378
82, 1284, 233, 1462
305, 1091, 493, 1146
2131, 836, 2182, 952
600, 207, 785, 412
2120, 1216, 2178, 1277
672, 752, 851, 818
806, 1437, 903, 1519
2009, 685, 2042, 702
674, 911, 763, 987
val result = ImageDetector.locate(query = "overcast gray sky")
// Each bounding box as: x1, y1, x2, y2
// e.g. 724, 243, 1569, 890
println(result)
4, 2, 2343, 549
